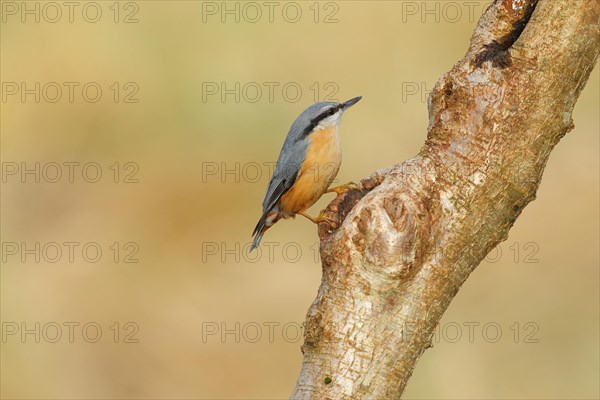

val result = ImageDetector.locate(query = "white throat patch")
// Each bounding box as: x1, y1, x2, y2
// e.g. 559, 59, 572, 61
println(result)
316, 110, 343, 130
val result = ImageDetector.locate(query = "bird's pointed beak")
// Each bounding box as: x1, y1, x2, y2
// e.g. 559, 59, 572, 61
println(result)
341, 96, 362, 110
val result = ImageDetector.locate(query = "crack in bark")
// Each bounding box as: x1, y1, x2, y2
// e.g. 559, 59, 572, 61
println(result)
474, 0, 538, 68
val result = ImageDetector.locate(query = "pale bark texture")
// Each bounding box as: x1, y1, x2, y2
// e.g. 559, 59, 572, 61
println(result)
291, 0, 599, 398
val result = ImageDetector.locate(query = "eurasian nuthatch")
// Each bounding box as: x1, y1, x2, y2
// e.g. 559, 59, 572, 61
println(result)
251, 96, 362, 251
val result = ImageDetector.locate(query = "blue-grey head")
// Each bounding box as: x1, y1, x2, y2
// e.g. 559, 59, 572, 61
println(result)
287, 96, 362, 141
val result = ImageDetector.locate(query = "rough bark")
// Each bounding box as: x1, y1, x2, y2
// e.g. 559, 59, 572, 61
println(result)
291, 0, 599, 398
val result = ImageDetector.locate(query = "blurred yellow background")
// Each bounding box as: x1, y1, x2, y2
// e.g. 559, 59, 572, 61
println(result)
1, 1, 598, 399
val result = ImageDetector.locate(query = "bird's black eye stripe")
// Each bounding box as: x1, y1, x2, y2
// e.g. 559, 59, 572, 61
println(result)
300, 104, 343, 138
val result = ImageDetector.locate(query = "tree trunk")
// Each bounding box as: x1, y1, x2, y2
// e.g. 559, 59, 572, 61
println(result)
291, 0, 599, 398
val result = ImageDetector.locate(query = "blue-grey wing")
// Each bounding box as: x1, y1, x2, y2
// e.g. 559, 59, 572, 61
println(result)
251, 138, 306, 239
261, 136, 307, 212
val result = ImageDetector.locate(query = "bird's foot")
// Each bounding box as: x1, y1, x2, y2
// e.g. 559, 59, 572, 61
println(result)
315, 210, 338, 226
298, 210, 337, 226
326, 181, 362, 195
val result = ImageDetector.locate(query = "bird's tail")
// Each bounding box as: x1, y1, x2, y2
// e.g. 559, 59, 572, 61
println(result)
250, 210, 278, 252
250, 230, 265, 252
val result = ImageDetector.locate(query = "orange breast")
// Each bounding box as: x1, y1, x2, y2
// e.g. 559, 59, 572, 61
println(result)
278, 126, 342, 216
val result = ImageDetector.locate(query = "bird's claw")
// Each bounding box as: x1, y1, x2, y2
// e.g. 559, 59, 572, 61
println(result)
326, 181, 362, 195
315, 210, 337, 226
298, 210, 337, 227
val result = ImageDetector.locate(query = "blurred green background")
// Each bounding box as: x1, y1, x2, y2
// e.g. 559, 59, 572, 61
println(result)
1, 1, 598, 399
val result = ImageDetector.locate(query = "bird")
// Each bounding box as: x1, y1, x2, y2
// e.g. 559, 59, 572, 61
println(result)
251, 96, 362, 251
